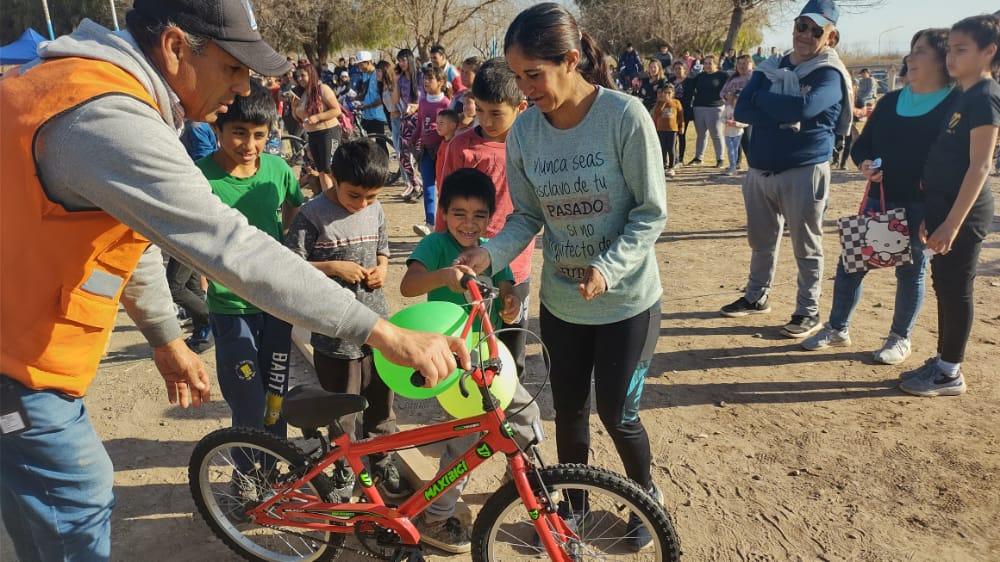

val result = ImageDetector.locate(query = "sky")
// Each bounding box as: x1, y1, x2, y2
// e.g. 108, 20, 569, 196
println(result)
761, 0, 998, 55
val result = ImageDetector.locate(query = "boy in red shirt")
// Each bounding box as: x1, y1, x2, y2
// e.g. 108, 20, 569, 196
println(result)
434, 109, 460, 189
435, 58, 532, 376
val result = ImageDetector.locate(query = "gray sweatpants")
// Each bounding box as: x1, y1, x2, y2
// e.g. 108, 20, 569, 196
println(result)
693, 106, 725, 163
741, 163, 830, 317
424, 382, 543, 521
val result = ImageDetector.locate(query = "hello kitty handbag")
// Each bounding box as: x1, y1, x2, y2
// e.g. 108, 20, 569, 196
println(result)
837, 180, 913, 273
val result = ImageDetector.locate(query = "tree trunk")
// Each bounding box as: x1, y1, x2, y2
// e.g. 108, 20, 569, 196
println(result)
315, 16, 332, 66
722, 4, 744, 54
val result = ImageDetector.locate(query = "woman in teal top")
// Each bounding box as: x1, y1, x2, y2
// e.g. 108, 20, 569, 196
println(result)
802, 28, 959, 366
456, 3, 667, 552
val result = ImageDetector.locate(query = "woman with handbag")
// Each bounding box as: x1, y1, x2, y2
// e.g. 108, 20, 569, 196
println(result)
801, 28, 959, 365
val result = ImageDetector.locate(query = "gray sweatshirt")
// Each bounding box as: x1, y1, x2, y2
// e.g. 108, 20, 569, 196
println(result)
31, 20, 379, 347
485, 87, 667, 325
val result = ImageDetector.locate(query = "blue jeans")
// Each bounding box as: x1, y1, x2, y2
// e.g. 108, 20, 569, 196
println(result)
725, 134, 742, 170
419, 149, 437, 225
1, 378, 114, 561
828, 199, 927, 338
211, 313, 292, 438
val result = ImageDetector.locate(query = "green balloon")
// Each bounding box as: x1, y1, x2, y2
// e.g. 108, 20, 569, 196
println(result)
373, 301, 471, 399
436, 337, 517, 419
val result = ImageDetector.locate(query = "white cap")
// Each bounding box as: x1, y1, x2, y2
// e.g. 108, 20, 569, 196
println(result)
355, 50, 373, 63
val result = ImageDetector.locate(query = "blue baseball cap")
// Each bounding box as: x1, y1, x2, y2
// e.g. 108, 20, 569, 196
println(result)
799, 0, 839, 27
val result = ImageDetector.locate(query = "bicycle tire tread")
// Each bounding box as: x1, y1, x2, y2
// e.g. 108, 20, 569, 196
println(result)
470, 463, 681, 561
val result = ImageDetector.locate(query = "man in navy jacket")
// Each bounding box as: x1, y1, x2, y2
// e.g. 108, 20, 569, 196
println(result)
721, 0, 851, 340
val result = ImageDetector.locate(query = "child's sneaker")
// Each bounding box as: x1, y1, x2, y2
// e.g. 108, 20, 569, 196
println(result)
687, 158, 703, 166
412, 514, 471, 554
780, 314, 822, 338
899, 356, 937, 381
873, 333, 911, 365
185, 325, 214, 354
413, 223, 432, 237
372, 458, 413, 499
801, 324, 851, 351
666, 167, 676, 177
716, 159, 726, 168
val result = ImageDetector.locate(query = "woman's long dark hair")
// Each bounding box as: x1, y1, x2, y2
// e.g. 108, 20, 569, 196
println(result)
376, 60, 395, 96
396, 48, 419, 101
503, 2, 615, 89
302, 63, 325, 116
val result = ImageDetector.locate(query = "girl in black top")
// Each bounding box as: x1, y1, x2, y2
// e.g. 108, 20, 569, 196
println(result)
802, 29, 959, 366
900, 15, 1000, 397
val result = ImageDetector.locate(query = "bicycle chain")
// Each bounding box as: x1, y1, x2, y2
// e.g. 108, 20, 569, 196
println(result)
257, 515, 400, 560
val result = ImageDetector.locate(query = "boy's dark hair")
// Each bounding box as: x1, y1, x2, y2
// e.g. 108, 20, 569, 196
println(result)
424, 65, 446, 82
439, 168, 496, 216
952, 14, 1000, 71
215, 81, 276, 130
430, 44, 447, 56
471, 57, 522, 106
331, 139, 391, 189
662, 83, 675, 92
860, 67, 870, 74
437, 109, 461, 123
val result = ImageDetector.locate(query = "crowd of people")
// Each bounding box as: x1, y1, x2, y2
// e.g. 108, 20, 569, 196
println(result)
1, 0, 998, 560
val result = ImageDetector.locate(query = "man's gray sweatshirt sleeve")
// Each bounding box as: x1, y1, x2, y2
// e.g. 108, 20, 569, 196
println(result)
36, 96, 379, 344
119, 245, 182, 346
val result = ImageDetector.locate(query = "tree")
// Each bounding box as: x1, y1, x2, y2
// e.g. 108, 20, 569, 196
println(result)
386, 0, 513, 62
1, 0, 130, 44
720, 0, 887, 54
254, 0, 402, 65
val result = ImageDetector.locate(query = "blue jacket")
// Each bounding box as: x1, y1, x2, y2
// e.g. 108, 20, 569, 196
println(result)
735, 56, 843, 173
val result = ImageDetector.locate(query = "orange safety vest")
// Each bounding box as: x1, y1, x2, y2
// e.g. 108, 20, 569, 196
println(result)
0, 58, 159, 397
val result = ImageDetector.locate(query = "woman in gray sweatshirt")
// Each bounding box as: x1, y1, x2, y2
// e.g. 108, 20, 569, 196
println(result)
456, 2, 668, 551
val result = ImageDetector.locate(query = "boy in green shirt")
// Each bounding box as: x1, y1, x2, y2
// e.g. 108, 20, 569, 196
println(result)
197, 82, 303, 452
400, 168, 541, 553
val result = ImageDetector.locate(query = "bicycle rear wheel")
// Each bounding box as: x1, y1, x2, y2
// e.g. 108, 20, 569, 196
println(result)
471, 464, 681, 561
189, 427, 343, 562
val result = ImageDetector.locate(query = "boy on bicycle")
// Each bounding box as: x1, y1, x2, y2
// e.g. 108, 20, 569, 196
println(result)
401, 169, 543, 553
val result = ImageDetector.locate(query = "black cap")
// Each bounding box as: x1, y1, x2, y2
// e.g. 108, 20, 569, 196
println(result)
129, 0, 291, 76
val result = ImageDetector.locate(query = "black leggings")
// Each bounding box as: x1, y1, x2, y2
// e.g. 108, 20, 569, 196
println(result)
657, 131, 677, 168
165, 257, 208, 330
540, 301, 660, 490
307, 126, 340, 173
931, 229, 984, 363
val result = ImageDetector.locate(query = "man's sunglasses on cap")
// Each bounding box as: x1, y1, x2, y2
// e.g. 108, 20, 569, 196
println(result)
794, 18, 827, 39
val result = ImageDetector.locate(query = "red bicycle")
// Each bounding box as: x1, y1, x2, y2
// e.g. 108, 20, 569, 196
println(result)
189, 276, 680, 561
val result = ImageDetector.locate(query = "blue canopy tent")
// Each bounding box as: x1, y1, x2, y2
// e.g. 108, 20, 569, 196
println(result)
0, 28, 46, 66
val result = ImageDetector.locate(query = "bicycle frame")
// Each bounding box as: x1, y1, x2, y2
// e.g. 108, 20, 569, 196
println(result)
244, 276, 576, 560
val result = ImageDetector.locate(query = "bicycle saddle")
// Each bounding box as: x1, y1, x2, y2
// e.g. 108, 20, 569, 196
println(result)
281, 384, 368, 429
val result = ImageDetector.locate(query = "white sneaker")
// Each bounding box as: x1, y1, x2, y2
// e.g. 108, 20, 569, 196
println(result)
874, 333, 911, 365
412, 223, 432, 237
801, 324, 851, 351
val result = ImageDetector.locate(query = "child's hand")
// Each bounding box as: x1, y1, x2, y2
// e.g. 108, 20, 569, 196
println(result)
578, 267, 607, 301
442, 265, 479, 293
500, 293, 522, 324
329, 261, 367, 284
365, 263, 388, 289
859, 160, 883, 182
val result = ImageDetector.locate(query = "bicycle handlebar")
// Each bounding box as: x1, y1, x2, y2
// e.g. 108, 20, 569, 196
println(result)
410, 275, 496, 389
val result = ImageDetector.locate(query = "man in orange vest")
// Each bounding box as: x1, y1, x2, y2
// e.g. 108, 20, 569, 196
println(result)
0, 1, 469, 559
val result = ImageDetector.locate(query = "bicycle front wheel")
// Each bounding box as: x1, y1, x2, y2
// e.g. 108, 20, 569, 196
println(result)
189, 427, 343, 562
471, 464, 681, 561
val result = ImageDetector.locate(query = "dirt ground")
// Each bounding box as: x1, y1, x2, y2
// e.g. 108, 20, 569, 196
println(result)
4, 146, 998, 562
